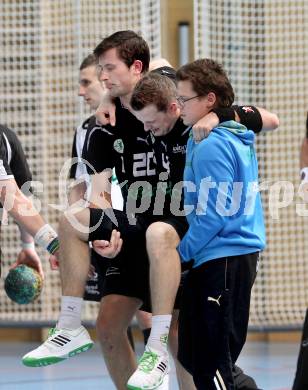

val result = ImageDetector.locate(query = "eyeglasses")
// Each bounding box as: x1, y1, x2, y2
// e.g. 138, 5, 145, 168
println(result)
177, 95, 202, 106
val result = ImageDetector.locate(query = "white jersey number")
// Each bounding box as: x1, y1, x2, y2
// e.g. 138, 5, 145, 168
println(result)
133, 152, 156, 177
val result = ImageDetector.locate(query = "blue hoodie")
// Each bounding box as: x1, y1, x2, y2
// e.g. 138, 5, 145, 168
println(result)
178, 121, 266, 268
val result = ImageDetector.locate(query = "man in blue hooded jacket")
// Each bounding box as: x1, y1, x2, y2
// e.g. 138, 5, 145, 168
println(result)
176, 58, 266, 390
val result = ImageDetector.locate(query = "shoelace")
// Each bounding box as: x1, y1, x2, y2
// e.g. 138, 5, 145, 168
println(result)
46, 328, 72, 348
138, 350, 158, 373
45, 328, 60, 347
48, 328, 57, 338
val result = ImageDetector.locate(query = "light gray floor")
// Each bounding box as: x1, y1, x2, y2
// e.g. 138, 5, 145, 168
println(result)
0, 339, 299, 389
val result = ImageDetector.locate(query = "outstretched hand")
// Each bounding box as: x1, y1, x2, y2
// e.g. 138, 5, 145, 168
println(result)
92, 229, 123, 259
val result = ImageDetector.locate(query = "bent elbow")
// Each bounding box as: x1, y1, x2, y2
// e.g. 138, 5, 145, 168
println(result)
271, 114, 280, 130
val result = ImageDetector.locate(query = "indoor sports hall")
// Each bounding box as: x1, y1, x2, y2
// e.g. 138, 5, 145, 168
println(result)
1, 1, 308, 389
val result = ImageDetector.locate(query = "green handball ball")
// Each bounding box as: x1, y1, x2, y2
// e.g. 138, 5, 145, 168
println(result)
4, 264, 43, 304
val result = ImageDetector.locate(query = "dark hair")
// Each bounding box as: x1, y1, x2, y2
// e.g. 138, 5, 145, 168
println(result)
176, 58, 234, 107
93, 30, 150, 74
131, 72, 177, 112
79, 54, 97, 71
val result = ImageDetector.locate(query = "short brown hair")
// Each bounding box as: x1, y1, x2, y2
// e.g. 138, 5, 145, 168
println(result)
93, 30, 150, 74
79, 54, 97, 71
131, 72, 177, 112
176, 58, 234, 107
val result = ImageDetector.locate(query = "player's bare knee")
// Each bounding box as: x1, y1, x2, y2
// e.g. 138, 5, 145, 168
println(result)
146, 222, 179, 253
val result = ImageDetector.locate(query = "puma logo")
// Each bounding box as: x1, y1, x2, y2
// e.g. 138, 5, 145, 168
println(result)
67, 306, 76, 311
208, 295, 222, 306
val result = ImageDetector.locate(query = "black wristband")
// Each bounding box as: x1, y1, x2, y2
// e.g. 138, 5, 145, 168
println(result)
306, 111, 308, 138
211, 107, 235, 123
234, 105, 263, 133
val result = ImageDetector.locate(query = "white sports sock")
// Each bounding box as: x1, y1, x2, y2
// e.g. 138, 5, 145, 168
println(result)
147, 315, 172, 353
57, 296, 83, 329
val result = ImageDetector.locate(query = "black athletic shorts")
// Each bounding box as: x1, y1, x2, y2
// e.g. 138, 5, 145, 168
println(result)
83, 248, 107, 302
178, 252, 259, 390
86, 208, 188, 312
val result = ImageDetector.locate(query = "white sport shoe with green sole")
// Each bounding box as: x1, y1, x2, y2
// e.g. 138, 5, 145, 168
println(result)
127, 346, 169, 390
22, 326, 93, 367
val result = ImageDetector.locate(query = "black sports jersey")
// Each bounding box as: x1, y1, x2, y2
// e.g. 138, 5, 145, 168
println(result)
0, 124, 32, 187
82, 99, 160, 216
150, 118, 189, 187
0, 124, 33, 230
0, 131, 13, 181
147, 118, 190, 215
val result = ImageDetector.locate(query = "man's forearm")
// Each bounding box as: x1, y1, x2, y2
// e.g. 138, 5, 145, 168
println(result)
0, 179, 58, 253
17, 221, 35, 245
9, 191, 46, 238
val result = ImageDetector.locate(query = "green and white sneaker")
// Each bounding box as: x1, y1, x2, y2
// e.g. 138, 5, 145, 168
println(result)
127, 346, 169, 390
22, 326, 93, 367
